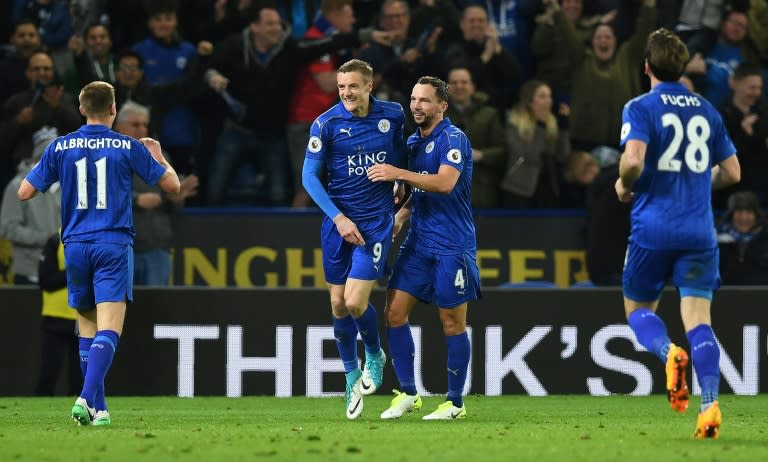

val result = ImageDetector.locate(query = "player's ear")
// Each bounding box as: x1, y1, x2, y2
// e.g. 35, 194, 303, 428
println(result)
79, 105, 86, 117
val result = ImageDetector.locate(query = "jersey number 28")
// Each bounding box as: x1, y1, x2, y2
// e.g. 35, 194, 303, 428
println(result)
657, 113, 710, 174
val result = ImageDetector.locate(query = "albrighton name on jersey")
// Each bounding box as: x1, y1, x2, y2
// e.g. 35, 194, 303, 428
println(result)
54, 137, 132, 151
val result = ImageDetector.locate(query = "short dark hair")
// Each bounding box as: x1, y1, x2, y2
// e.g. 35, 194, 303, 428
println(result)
145, 0, 179, 17
79, 81, 115, 118
338, 59, 373, 82
247, 1, 280, 23
732, 62, 763, 81
116, 50, 144, 69
417, 76, 449, 102
645, 28, 689, 82
83, 23, 110, 39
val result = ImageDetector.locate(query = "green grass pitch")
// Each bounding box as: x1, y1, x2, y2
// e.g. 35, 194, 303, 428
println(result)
2, 395, 767, 462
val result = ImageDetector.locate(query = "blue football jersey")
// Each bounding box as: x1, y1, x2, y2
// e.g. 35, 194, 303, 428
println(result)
403, 118, 476, 253
26, 124, 167, 244
620, 81, 736, 249
306, 97, 406, 221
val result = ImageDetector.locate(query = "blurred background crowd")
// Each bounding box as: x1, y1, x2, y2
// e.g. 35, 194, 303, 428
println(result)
0, 0, 767, 287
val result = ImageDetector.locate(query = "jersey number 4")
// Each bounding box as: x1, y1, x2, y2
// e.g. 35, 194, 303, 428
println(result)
658, 113, 710, 174
75, 156, 107, 209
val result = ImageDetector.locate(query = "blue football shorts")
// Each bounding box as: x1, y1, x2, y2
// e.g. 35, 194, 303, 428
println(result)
389, 245, 481, 308
622, 242, 720, 302
321, 213, 393, 284
64, 242, 134, 310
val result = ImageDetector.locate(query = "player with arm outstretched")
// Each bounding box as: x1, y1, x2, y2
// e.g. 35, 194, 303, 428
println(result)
614, 29, 740, 439
368, 76, 481, 420
302, 59, 406, 419
18, 81, 180, 426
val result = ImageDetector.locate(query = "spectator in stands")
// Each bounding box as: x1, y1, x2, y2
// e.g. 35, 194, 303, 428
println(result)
559, 150, 600, 208
559, 0, 656, 152
408, 0, 461, 47
445, 66, 505, 208
13, 0, 73, 52
584, 157, 630, 286
717, 191, 768, 284
35, 230, 80, 396
500, 80, 570, 208
114, 102, 198, 286
0, 20, 42, 188
0, 51, 81, 175
673, 0, 724, 56
359, 0, 425, 129
203, 1, 391, 206
714, 63, 768, 209
0, 20, 42, 107
62, 24, 116, 98
132, 1, 201, 176
287, 0, 358, 208
434, 4, 520, 114
181, 0, 254, 44
685, 7, 761, 108
113, 50, 151, 109
484, 0, 539, 87
532, 0, 615, 105
0, 126, 60, 285
69, 0, 109, 38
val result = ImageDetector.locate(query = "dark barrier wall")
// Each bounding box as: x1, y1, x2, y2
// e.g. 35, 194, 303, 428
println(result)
2, 287, 765, 397
169, 212, 587, 287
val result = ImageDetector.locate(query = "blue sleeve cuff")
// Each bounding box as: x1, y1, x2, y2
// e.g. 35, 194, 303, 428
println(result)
302, 157, 341, 219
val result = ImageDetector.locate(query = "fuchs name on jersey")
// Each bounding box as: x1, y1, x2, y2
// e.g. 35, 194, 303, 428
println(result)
54, 138, 132, 152
660, 93, 701, 107
347, 150, 388, 176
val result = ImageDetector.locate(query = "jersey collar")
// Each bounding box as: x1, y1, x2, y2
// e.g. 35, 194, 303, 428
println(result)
78, 124, 112, 134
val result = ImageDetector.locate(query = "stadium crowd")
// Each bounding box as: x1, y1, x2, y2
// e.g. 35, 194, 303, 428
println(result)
0, 0, 767, 286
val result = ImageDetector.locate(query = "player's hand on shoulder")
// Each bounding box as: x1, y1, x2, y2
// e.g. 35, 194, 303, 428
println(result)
139, 137, 164, 160
614, 178, 634, 203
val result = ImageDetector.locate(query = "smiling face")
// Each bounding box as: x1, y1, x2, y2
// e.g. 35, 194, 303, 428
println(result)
732, 74, 763, 108
148, 12, 178, 42
592, 24, 616, 61
529, 83, 553, 122
250, 8, 284, 50
460, 6, 489, 43
447, 68, 474, 106
733, 209, 757, 233
86, 25, 112, 59
410, 83, 446, 132
337, 70, 371, 116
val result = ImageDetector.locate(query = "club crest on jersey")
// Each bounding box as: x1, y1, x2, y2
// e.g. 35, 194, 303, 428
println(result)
447, 148, 461, 164
425, 141, 434, 153
308, 136, 322, 153
620, 123, 630, 141
378, 119, 391, 133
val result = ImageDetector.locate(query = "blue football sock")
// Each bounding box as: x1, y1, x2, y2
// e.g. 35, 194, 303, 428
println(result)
333, 315, 359, 374
78, 337, 106, 410
627, 308, 671, 362
446, 332, 470, 408
353, 303, 381, 356
78, 337, 92, 379
80, 330, 119, 408
388, 324, 416, 395
687, 324, 720, 410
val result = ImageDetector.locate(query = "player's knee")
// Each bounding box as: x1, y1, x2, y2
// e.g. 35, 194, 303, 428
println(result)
384, 306, 408, 327
330, 295, 347, 317
441, 318, 466, 336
